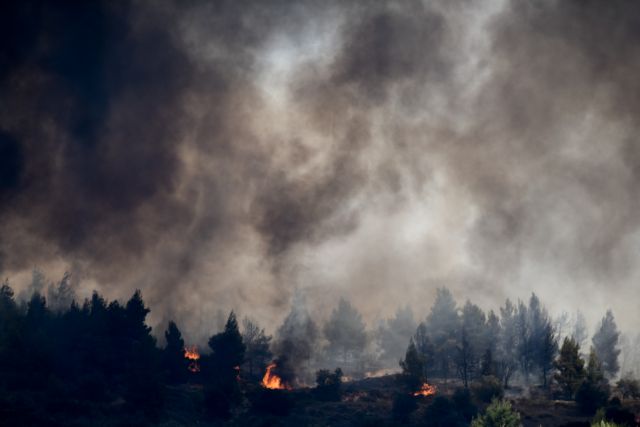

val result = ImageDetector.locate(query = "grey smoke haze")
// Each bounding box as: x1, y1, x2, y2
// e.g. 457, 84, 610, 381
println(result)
1, 0, 640, 343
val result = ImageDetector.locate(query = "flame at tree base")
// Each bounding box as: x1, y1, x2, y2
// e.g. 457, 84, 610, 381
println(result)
184, 346, 201, 373
262, 363, 291, 390
413, 382, 437, 397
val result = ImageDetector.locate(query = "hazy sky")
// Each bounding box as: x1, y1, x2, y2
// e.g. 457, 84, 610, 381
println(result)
1, 0, 640, 343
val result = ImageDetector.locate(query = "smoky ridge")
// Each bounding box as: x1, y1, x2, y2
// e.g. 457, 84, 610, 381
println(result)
2, 0, 640, 423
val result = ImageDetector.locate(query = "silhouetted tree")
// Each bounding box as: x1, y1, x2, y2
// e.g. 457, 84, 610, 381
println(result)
592, 310, 621, 380
572, 310, 589, 351
121, 291, 163, 417
46, 271, 75, 312
576, 348, 610, 414
242, 317, 272, 381
163, 320, 187, 383
0, 280, 19, 337
400, 339, 425, 390
205, 311, 246, 419
208, 311, 245, 383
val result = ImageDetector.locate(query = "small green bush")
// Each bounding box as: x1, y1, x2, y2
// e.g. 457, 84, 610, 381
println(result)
470, 399, 522, 427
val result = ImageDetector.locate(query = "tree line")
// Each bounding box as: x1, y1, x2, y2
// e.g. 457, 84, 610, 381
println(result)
0, 272, 634, 425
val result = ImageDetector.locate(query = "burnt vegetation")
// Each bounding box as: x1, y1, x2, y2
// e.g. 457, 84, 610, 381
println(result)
0, 277, 639, 427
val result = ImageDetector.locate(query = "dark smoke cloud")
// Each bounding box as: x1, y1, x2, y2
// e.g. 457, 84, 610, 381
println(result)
1, 0, 640, 341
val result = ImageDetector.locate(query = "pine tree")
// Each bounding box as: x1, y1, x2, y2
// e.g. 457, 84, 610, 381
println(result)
576, 348, 610, 414
554, 337, 585, 399
324, 298, 367, 368
205, 311, 246, 418
498, 299, 519, 388
426, 287, 459, 380
208, 311, 246, 383
592, 310, 621, 380
456, 301, 487, 386
539, 321, 558, 388
163, 321, 187, 383
400, 339, 425, 390
414, 322, 435, 380
47, 271, 75, 312
242, 317, 272, 380
377, 305, 416, 366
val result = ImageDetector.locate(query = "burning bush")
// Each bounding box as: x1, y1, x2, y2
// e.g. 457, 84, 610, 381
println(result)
413, 382, 437, 397
263, 362, 292, 390
184, 346, 201, 373
262, 357, 294, 390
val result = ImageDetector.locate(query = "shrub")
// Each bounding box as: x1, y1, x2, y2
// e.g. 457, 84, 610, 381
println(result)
576, 349, 610, 415
470, 399, 522, 427
615, 375, 640, 399
250, 388, 294, 416
576, 380, 610, 415
391, 393, 417, 422
597, 398, 637, 427
423, 396, 467, 427
315, 368, 343, 401
452, 387, 478, 422
472, 375, 504, 403
204, 386, 232, 420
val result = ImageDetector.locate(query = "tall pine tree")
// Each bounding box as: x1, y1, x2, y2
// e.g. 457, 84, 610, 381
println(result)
592, 310, 620, 380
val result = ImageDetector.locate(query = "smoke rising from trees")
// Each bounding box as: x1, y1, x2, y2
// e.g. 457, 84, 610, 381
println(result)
2, 0, 640, 343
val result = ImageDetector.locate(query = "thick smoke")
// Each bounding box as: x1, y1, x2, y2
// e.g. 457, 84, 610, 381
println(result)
1, 0, 640, 342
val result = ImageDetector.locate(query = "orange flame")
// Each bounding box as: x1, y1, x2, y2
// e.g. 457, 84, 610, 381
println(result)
184, 346, 200, 373
413, 382, 437, 397
262, 363, 291, 390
